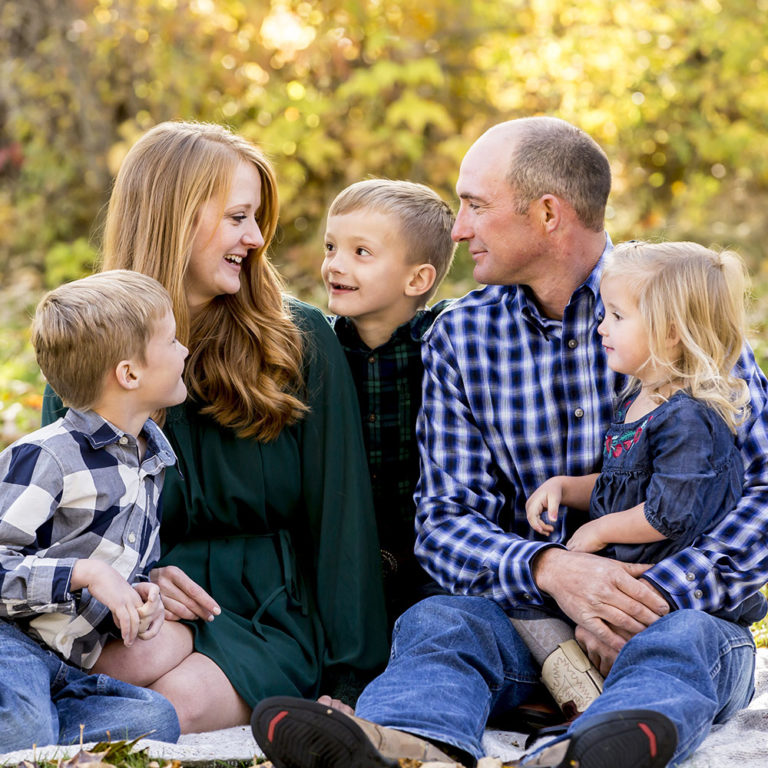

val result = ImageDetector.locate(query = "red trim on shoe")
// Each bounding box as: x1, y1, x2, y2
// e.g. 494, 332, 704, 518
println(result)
637, 722, 657, 757
268, 710, 289, 743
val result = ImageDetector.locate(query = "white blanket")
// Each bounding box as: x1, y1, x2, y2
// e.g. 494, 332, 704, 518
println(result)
2, 648, 767, 766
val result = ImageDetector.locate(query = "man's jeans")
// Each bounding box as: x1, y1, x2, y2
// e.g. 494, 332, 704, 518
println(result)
356, 595, 756, 766
0, 619, 180, 753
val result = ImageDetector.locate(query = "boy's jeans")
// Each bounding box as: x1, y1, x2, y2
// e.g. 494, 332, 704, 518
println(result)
356, 595, 756, 766
0, 619, 180, 753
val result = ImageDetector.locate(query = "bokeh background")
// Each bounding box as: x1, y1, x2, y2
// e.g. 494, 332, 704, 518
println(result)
1, 0, 767, 638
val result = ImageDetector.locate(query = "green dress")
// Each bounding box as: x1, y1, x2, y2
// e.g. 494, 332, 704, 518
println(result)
43, 299, 388, 706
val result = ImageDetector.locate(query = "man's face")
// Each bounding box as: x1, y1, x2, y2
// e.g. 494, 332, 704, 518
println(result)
451, 133, 543, 286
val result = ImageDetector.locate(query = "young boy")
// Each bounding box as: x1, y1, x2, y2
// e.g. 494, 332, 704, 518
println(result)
322, 179, 456, 625
0, 270, 188, 752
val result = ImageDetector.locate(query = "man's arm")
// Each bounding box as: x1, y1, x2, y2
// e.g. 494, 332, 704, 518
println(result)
414, 320, 553, 610
642, 347, 768, 615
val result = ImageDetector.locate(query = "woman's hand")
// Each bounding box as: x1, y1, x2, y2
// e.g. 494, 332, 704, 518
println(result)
150, 565, 221, 622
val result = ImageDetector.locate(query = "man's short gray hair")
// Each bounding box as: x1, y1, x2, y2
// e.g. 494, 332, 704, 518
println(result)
506, 117, 611, 232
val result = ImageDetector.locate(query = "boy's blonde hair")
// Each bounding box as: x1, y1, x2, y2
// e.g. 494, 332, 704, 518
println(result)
603, 241, 750, 431
328, 179, 456, 301
32, 270, 173, 410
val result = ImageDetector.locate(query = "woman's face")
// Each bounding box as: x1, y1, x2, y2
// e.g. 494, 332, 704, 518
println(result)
186, 160, 265, 316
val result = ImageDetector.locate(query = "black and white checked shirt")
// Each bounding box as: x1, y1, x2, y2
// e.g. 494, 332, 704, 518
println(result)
0, 408, 176, 668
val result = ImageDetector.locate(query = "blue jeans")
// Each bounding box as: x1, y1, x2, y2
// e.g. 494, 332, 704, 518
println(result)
0, 620, 180, 752
356, 596, 756, 766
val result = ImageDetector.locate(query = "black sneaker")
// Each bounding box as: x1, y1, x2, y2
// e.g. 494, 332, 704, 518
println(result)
251, 696, 458, 768
517, 709, 677, 768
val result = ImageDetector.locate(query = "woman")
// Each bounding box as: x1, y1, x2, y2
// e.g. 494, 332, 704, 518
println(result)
43, 121, 388, 732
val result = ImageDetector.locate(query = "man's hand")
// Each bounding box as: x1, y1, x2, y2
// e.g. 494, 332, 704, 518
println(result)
149, 565, 221, 622
71, 559, 144, 646
133, 581, 164, 639
532, 548, 670, 653
574, 623, 626, 676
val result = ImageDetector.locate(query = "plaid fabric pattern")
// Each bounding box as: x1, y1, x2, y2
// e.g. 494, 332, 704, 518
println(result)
332, 304, 448, 555
415, 239, 768, 619
0, 408, 176, 668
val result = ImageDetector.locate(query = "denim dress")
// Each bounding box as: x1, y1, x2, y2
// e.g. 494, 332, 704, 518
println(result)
591, 390, 744, 565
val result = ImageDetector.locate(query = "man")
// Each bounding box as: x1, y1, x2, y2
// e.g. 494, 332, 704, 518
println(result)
251, 118, 768, 768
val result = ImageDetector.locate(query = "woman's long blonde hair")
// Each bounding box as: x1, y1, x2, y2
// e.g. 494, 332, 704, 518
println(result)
603, 241, 750, 431
103, 121, 307, 440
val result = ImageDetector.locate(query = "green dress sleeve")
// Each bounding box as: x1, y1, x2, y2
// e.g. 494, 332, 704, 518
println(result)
290, 301, 389, 696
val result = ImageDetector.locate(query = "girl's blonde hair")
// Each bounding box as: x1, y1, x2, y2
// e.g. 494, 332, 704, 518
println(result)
103, 121, 307, 440
602, 240, 750, 431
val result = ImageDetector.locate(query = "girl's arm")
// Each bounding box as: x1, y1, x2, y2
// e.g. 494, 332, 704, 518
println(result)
566, 502, 666, 553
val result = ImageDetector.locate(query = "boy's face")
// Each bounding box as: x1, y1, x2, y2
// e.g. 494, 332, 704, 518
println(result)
137, 309, 189, 410
322, 208, 421, 328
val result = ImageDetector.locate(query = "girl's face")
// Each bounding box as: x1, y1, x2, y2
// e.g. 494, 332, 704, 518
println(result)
185, 161, 264, 316
598, 275, 653, 380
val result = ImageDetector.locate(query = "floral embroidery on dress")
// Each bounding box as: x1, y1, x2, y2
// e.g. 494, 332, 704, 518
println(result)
604, 415, 653, 458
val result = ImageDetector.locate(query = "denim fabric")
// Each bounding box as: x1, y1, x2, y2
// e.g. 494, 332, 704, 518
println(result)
592, 391, 744, 566
0, 620, 180, 752
356, 596, 755, 765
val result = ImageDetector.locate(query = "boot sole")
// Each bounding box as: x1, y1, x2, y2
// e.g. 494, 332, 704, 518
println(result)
555, 708, 677, 768
251, 696, 399, 768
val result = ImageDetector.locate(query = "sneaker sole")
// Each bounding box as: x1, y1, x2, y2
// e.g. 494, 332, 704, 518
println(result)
251, 696, 399, 768
560, 709, 677, 768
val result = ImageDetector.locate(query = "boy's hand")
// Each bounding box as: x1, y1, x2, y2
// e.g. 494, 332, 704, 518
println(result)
133, 581, 164, 640
71, 559, 143, 647
525, 477, 563, 534
566, 520, 607, 553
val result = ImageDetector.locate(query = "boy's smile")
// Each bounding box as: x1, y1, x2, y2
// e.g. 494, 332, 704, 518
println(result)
322, 209, 427, 348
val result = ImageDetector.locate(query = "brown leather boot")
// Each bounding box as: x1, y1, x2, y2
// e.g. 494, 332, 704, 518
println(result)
252, 696, 466, 768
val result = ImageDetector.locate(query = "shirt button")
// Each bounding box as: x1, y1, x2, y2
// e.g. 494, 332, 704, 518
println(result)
686, 572, 695, 581
368, 413, 376, 422
567, 338, 578, 349
119, 436, 129, 445
574, 408, 584, 418
694, 589, 703, 599
522, 593, 531, 601
368, 355, 376, 364
128, 532, 136, 543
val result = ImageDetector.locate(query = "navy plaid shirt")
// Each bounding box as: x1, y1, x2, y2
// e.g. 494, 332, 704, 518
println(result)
332, 303, 449, 561
415, 238, 768, 620
0, 408, 176, 668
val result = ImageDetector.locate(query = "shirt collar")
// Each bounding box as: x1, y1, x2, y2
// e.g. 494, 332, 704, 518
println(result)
516, 232, 612, 335
63, 408, 177, 467
332, 309, 436, 351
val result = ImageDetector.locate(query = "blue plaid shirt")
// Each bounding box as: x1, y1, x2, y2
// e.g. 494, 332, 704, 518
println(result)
0, 408, 176, 668
415, 237, 768, 621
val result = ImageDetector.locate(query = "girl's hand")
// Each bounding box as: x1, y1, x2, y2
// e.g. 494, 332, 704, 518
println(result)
566, 520, 607, 553
150, 565, 221, 622
525, 477, 564, 534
